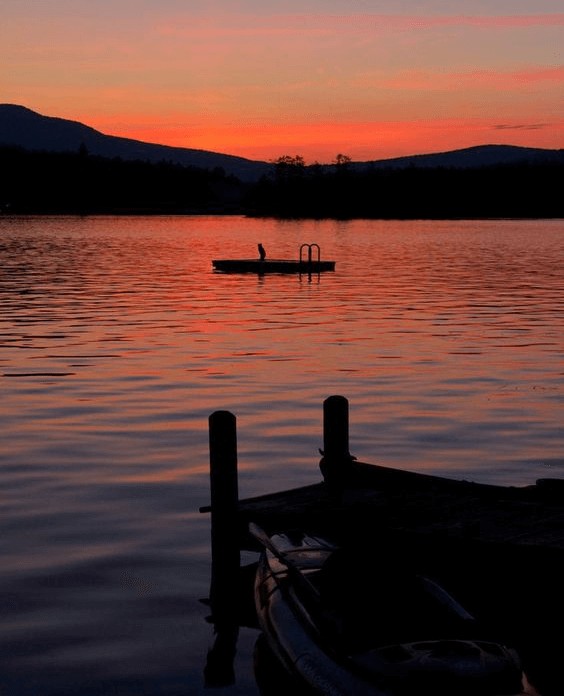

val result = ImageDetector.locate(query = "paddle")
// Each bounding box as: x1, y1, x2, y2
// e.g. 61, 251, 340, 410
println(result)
249, 522, 323, 603
250, 523, 354, 651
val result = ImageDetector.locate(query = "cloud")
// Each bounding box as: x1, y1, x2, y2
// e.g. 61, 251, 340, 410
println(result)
403, 14, 564, 29
493, 123, 551, 130
353, 66, 564, 91
155, 13, 564, 39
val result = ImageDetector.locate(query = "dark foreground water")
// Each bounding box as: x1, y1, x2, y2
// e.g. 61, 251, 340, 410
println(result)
1, 216, 563, 694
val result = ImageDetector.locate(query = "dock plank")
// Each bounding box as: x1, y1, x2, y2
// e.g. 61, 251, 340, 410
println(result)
227, 460, 564, 554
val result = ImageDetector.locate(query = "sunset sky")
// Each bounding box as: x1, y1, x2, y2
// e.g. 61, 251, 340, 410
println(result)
2, 0, 563, 163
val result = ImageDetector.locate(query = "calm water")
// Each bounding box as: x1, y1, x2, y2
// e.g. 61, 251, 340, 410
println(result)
1, 216, 563, 695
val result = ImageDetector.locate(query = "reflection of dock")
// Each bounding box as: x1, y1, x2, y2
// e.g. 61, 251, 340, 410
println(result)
201, 396, 564, 695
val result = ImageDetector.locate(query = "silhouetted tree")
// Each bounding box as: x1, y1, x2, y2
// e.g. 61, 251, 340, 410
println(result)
334, 153, 351, 168
273, 155, 306, 181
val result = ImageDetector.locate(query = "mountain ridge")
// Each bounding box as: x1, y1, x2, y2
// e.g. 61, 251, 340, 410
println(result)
1, 104, 563, 181
0, 104, 270, 182
353, 142, 564, 170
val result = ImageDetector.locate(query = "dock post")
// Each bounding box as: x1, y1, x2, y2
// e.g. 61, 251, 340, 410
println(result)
323, 395, 350, 459
320, 395, 354, 487
205, 410, 240, 687
208, 410, 240, 611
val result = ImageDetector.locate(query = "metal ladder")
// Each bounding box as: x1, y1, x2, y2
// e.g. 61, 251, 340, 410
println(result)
299, 243, 321, 266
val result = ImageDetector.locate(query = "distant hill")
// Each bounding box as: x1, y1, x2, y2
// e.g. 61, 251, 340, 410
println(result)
1, 104, 563, 182
0, 104, 271, 182
352, 143, 564, 171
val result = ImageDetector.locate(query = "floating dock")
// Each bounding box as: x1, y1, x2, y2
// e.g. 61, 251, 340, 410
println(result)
212, 242, 335, 274
212, 258, 335, 273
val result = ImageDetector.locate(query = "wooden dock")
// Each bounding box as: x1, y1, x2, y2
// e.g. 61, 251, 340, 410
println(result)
201, 395, 564, 552
211, 258, 336, 273
212, 242, 336, 274
201, 395, 564, 695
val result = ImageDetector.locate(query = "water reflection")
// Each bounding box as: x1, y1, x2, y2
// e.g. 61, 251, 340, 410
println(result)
203, 561, 258, 689
0, 216, 563, 695
253, 634, 306, 696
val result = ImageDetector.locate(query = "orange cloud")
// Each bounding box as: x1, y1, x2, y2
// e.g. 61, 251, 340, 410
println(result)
355, 65, 564, 91
90, 115, 563, 164
436, 14, 564, 28
156, 13, 564, 38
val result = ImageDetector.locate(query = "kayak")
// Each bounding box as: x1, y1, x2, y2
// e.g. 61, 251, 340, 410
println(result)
251, 523, 538, 696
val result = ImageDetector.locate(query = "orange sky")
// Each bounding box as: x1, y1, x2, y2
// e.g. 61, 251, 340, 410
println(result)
2, 2, 563, 163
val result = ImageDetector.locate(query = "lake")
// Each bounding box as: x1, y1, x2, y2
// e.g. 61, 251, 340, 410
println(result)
1, 215, 563, 695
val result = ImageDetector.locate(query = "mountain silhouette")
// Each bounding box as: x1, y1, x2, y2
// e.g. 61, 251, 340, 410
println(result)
0, 104, 270, 182
352, 143, 564, 171
1, 104, 563, 181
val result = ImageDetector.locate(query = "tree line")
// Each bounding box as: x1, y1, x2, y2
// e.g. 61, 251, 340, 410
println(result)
1, 146, 562, 218
0, 145, 244, 214
246, 154, 563, 219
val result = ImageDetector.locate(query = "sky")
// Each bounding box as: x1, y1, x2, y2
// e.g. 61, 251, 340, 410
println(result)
2, 0, 563, 163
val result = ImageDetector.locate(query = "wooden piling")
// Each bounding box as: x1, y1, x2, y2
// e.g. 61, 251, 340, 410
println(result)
323, 395, 350, 460
208, 410, 240, 617
320, 395, 355, 487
